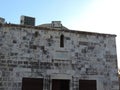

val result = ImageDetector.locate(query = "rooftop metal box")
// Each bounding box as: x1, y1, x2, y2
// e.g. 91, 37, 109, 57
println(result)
20, 15, 35, 26
0, 17, 5, 24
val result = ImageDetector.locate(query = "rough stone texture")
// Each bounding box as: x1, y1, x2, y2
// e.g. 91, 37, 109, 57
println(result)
0, 24, 119, 90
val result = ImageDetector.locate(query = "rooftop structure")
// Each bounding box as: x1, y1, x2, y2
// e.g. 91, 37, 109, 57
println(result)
0, 17, 5, 24
38, 21, 68, 30
20, 15, 35, 26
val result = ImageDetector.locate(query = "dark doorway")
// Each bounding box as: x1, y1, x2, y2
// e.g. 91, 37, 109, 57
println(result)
22, 78, 43, 90
79, 80, 97, 90
52, 79, 70, 90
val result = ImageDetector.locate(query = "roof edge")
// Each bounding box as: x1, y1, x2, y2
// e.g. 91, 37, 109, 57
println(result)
1, 23, 116, 37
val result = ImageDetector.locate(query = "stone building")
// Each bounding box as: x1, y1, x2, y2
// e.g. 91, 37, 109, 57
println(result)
0, 16, 119, 90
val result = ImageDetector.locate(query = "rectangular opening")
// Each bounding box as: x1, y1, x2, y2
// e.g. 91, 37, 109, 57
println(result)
52, 79, 70, 90
79, 80, 97, 90
22, 78, 43, 90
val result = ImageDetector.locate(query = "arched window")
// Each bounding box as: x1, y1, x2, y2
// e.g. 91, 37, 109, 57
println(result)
60, 34, 64, 47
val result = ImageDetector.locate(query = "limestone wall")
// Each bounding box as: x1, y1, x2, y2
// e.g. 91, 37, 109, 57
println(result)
0, 25, 119, 90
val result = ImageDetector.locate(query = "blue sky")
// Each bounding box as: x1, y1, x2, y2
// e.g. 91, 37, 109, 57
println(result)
0, 0, 91, 25
0, 0, 120, 67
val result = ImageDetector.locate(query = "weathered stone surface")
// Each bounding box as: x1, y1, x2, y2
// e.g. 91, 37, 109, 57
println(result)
0, 24, 119, 90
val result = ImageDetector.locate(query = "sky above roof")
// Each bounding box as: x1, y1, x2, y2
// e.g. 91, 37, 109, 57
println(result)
0, 0, 120, 67
0, 0, 91, 24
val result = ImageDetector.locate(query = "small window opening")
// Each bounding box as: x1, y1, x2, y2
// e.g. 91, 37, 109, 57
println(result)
34, 31, 39, 37
13, 40, 17, 44
60, 34, 64, 47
